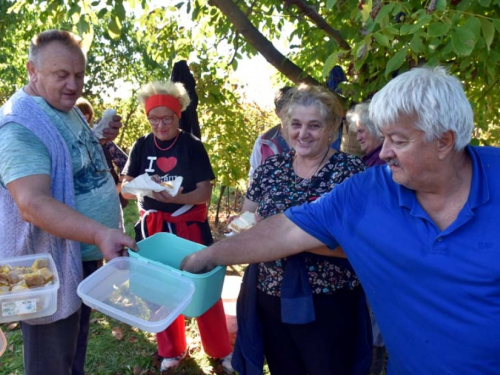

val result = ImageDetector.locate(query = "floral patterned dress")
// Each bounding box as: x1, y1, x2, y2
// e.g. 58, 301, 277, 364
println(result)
246, 150, 366, 296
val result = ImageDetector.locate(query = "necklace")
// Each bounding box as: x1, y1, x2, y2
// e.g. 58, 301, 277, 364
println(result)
154, 131, 179, 151
293, 147, 330, 186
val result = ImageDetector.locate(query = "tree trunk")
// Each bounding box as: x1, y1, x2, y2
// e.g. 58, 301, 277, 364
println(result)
282, 0, 350, 51
208, 0, 320, 86
215, 185, 226, 225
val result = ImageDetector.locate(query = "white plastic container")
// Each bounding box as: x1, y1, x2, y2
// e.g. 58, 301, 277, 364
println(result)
0, 253, 60, 324
77, 257, 195, 333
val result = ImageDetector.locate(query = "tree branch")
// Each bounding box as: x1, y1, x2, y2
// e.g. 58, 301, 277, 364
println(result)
208, 0, 320, 85
282, 0, 350, 51
427, 0, 437, 13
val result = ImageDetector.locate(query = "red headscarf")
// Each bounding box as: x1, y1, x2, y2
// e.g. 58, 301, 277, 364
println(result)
145, 95, 181, 117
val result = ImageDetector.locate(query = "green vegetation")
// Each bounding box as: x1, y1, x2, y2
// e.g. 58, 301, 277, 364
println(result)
0, 313, 232, 374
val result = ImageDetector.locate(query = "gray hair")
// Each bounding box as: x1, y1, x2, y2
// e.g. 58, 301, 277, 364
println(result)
346, 102, 381, 139
274, 86, 294, 113
28, 29, 85, 67
369, 66, 474, 150
138, 81, 191, 111
283, 83, 343, 137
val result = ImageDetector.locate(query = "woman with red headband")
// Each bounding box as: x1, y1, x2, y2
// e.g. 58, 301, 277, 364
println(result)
121, 81, 233, 373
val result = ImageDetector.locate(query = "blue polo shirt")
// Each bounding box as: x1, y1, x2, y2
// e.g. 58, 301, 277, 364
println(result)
285, 145, 500, 374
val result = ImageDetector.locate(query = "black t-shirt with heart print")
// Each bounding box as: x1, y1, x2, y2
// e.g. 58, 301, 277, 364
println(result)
123, 131, 215, 213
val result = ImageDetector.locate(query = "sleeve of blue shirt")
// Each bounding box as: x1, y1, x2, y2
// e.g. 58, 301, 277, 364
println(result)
284, 174, 361, 251
0, 123, 51, 187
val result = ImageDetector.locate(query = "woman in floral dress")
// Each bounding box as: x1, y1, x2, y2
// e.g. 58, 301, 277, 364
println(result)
232, 84, 372, 375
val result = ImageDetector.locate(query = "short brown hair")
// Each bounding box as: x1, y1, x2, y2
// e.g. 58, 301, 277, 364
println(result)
76, 98, 94, 123
274, 86, 293, 113
28, 29, 85, 67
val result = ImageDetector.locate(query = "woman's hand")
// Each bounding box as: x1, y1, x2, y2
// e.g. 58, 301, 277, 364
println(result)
152, 188, 184, 204
151, 174, 184, 203
120, 175, 136, 200
227, 214, 239, 224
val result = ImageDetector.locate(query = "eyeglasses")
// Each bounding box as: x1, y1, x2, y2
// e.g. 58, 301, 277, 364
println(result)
56, 107, 110, 174
79, 138, 111, 174
148, 116, 175, 126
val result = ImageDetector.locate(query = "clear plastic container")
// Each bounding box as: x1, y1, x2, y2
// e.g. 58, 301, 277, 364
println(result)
77, 257, 194, 333
0, 253, 60, 323
130, 232, 227, 317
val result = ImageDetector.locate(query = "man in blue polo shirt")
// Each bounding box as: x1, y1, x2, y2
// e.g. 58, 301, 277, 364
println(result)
182, 66, 500, 374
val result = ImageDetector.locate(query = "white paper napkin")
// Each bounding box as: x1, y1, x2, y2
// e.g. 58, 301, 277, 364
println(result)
122, 173, 183, 198
93, 109, 117, 139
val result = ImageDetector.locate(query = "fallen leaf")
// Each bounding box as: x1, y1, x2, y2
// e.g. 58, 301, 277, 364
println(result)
111, 326, 123, 340
128, 336, 138, 343
9, 344, 14, 352
90, 318, 98, 324
133, 365, 140, 374
7, 322, 18, 331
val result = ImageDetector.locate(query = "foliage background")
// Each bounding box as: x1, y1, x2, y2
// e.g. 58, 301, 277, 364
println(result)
2, 0, 499, 198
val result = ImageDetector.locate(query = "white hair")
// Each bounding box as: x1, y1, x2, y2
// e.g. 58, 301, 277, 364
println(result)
138, 81, 190, 111
369, 66, 474, 150
346, 101, 381, 139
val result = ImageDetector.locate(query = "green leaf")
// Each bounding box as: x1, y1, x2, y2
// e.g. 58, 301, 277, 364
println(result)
360, 1, 372, 23
115, 2, 126, 21
427, 22, 451, 37
451, 26, 476, 55
326, 0, 337, 10
436, 0, 447, 11
441, 39, 454, 56
77, 17, 89, 37
385, 47, 408, 76
480, 18, 495, 51
373, 32, 390, 47
410, 34, 425, 53
384, 25, 399, 35
322, 51, 341, 78
478, 0, 492, 6
400, 24, 413, 35
108, 16, 122, 40
492, 19, 500, 34
97, 8, 107, 19
409, 14, 433, 34
374, 3, 393, 24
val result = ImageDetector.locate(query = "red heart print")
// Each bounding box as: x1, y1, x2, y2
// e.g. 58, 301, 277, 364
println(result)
156, 157, 177, 173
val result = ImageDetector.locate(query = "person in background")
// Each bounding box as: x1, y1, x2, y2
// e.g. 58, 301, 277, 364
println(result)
0, 29, 135, 375
230, 84, 371, 375
121, 81, 233, 373
76, 98, 129, 208
347, 102, 387, 374
181, 66, 500, 374
347, 102, 385, 167
248, 86, 293, 184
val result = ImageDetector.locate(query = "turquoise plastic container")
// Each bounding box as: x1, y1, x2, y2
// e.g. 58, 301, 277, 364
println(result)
129, 232, 226, 318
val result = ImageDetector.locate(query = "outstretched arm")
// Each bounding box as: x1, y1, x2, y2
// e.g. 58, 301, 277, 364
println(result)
181, 213, 325, 273
8, 174, 137, 261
